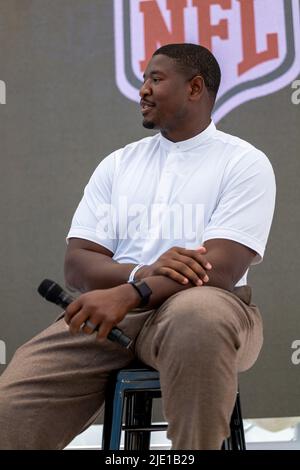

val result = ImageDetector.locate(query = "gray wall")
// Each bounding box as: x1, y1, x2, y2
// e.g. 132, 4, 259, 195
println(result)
0, 0, 299, 418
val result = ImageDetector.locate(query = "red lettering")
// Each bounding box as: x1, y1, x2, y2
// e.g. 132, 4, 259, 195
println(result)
238, 0, 279, 75
192, 0, 231, 51
139, 0, 186, 72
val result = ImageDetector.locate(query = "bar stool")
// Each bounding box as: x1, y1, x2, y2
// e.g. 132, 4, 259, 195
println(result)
102, 363, 246, 450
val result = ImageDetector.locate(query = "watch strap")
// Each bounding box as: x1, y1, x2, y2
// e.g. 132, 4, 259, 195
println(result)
127, 280, 152, 307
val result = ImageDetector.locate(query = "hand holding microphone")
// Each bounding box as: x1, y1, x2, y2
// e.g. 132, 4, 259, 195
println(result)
38, 279, 133, 348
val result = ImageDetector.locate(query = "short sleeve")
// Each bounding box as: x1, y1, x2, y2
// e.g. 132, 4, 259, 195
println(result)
66, 151, 118, 253
202, 149, 276, 264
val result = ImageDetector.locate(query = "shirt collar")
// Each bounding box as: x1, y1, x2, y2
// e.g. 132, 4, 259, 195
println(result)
159, 120, 217, 152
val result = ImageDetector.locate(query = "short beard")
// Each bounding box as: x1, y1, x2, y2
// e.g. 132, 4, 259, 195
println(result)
142, 119, 155, 129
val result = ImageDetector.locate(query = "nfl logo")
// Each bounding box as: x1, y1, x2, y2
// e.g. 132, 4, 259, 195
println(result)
114, 0, 300, 122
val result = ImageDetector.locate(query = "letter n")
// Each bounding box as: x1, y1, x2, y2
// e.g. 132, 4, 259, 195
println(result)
139, 0, 186, 72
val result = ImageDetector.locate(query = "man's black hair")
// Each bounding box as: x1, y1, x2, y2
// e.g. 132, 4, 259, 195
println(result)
153, 43, 221, 100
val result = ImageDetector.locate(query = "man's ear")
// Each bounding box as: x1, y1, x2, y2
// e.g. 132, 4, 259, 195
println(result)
189, 75, 205, 101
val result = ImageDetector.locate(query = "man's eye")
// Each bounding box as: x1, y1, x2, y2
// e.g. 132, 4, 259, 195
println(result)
152, 78, 160, 83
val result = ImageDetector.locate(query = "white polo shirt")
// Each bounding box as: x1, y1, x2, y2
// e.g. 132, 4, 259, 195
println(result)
67, 121, 276, 286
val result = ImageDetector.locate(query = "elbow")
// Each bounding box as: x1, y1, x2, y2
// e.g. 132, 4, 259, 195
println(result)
205, 270, 235, 293
207, 280, 234, 293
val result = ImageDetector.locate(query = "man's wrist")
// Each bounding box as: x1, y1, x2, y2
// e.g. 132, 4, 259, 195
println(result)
133, 265, 148, 281
119, 283, 143, 309
127, 280, 153, 307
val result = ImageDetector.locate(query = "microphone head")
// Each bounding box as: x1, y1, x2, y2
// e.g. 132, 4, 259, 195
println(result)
37, 279, 63, 304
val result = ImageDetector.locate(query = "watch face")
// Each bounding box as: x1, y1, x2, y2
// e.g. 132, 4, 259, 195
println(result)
129, 280, 152, 306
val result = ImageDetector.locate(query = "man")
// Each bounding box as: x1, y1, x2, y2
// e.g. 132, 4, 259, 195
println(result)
0, 43, 275, 449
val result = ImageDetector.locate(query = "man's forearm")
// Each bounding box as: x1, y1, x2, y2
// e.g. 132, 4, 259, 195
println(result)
136, 268, 232, 309
65, 248, 137, 292
141, 275, 191, 308
125, 267, 233, 311
65, 240, 236, 296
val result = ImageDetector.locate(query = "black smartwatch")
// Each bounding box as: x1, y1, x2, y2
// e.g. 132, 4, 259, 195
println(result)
127, 280, 152, 307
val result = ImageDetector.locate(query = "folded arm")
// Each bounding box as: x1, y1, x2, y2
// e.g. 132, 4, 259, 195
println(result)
133, 238, 256, 309
64, 237, 256, 339
64, 238, 210, 292
65, 236, 255, 305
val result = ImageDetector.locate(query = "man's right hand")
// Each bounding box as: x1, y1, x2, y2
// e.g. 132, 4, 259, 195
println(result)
135, 246, 212, 286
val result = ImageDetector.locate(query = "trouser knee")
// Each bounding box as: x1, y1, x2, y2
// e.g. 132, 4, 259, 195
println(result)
156, 287, 240, 364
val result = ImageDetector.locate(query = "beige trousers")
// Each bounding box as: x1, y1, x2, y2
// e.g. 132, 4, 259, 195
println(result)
0, 286, 263, 450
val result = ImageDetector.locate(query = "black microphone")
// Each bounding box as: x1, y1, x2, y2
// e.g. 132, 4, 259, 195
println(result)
37, 279, 132, 349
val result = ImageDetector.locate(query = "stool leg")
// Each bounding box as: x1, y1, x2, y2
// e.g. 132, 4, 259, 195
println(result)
221, 437, 231, 450
102, 381, 124, 450
102, 377, 117, 450
221, 393, 246, 450
102, 399, 113, 450
230, 392, 246, 450
124, 391, 153, 450
107, 380, 126, 450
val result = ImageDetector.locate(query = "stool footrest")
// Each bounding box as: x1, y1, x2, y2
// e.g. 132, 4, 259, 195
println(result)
122, 424, 168, 432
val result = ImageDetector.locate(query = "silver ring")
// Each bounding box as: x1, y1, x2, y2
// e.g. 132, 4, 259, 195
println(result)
84, 320, 97, 332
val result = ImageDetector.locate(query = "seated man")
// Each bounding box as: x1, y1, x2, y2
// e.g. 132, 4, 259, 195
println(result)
0, 43, 276, 450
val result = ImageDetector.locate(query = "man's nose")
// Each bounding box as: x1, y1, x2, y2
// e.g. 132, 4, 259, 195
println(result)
139, 79, 151, 98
